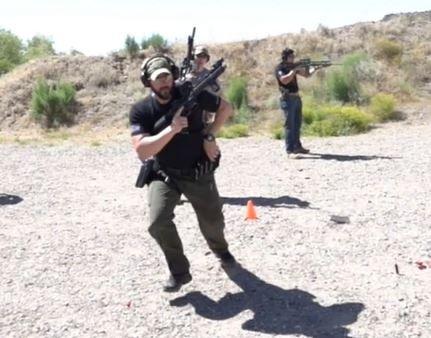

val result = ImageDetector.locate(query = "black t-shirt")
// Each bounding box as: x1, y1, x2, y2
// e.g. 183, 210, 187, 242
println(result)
129, 86, 221, 169
275, 62, 299, 94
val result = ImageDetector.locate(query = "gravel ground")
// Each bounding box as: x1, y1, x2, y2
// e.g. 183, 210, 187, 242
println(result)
1, 120, 430, 338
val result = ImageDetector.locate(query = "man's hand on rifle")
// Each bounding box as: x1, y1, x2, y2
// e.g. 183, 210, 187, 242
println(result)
308, 66, 319, 75
310, 64, 327, 76
170, 108, 188, 134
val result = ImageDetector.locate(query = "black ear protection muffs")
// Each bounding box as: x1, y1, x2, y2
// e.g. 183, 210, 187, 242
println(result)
140, 54, 180, 87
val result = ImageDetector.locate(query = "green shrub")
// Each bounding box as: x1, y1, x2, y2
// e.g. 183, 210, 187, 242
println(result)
270, 123, 284, 140
31, 79, 76, 128
302, 99, 327, 124
25, 35, 55, 60
0, 29, 23, 74
0, 59, 14, 74
232, 106, 252, 124
218, 124, 249, 138
398, 80, 414, 97
325, 71, 351, 102
375, 39, 403, 63
226, 77, 248, 110
141, 34, 168, 52
125, 35, 139, 58
368, 93, 397, 122
264, 95, 279, 110
303, 104, 372, 136
324, 53, 365, 104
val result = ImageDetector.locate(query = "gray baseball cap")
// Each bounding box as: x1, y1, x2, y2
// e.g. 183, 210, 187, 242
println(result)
194, 45, 209, 57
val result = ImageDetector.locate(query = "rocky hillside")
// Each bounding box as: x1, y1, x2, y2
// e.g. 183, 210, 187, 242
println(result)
0, 10, 430, 131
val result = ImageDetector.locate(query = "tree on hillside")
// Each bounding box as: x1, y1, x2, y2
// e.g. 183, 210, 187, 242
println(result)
141, 33, 168, 52
25, 35, 55, 61
0, 29, 23, 75
125, 35, 139, 58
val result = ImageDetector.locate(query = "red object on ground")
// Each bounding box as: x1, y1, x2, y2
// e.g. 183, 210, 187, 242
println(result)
415, 261, 427, 270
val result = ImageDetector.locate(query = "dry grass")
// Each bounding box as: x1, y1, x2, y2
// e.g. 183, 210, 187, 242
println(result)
0, 124, 128, 146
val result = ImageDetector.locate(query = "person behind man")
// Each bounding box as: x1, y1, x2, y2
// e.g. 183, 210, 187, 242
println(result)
275, 48, 317, 157
186, 45, 221, 126
129, 55, 235, 292
187, 45, 221, 95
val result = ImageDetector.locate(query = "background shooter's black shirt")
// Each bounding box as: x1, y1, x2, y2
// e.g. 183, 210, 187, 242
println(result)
275, 62, 299, 94
129, 86, 221, 169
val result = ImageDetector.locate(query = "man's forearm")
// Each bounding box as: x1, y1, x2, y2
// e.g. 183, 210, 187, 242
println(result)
207, 101, 233, 135
279, 70, 296, 84
297, 67, 313, 77
135, 127, 176, 160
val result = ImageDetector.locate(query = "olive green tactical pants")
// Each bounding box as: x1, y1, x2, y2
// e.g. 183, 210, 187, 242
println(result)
148, 173, 228, 276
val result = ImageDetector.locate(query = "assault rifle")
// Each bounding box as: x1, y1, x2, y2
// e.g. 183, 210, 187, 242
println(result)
292, 58, 340, 71
180, 27, 196, 79
153, 58, 226, 134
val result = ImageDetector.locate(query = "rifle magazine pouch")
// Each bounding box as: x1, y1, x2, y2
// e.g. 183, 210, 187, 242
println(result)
135, 159, 155, 188
194, 153, 221, 180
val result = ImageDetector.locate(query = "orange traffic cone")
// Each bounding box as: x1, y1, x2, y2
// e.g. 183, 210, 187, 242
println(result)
245, 199, 258, 220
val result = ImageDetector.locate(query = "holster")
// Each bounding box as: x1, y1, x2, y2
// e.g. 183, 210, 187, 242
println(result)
135, 158, 156, 188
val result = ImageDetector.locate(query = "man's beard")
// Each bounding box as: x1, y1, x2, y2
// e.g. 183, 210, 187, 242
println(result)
152, 86, 172, 100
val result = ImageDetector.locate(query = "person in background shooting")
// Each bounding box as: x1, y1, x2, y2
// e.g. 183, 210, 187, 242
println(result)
129, 55, 236, 292
275, 48, 318, 157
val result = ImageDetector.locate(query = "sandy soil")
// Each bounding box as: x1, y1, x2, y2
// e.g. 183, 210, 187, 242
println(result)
1, 120, 430, 337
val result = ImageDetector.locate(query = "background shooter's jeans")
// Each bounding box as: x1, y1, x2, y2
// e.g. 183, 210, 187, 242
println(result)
280, 96, 303, 153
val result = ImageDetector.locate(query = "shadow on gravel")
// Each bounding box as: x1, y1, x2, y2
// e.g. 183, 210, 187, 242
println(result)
221, 196, 310, 208
171, 264, 364, 338
302, 153, 399, 162
0, 194, 23, 206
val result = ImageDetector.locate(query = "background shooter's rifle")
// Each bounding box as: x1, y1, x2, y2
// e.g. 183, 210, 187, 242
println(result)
153, 58, 226, 134
292, 58, 341, 71
180, 27, 196, 79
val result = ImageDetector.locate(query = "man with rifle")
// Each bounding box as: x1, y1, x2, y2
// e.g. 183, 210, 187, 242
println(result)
275, 48, 329, 157
129, 53, 235, 292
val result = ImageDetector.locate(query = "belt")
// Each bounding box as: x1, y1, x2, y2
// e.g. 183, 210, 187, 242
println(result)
281, 92, 300, 98
163, 166, 196, 178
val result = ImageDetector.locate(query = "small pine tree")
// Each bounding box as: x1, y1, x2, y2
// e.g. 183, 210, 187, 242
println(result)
227, 77, 248, 110
125, 35, 139, 58
31, 79, 76, 128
